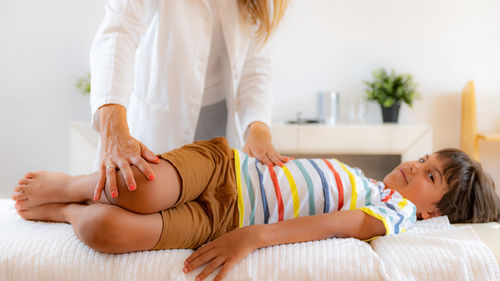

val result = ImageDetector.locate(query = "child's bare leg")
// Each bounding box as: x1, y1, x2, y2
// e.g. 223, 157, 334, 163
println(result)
17, 202, 163, 253
13, 159, 181, 214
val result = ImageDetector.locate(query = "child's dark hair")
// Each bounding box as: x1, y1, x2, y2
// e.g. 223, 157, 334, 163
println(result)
435, 148, 500, 223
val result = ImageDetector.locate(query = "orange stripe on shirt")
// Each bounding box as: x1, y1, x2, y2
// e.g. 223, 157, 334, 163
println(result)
382, 190, 395, 202
323, 159, 344, 210
268, 164, 285, 221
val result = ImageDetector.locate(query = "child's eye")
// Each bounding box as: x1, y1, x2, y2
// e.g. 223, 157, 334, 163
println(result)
418, 158, 425, 163
428, 172, 435, 183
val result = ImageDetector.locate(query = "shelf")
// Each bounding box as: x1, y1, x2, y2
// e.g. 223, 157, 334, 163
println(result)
271, 124, 433, 162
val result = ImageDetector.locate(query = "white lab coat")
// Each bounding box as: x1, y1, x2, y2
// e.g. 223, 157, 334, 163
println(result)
89, 0, 273, 153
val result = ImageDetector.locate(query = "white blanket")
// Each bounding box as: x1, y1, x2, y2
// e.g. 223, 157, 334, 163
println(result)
0, 199, 498, 281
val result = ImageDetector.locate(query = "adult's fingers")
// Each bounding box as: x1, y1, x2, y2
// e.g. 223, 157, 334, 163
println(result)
94, 166, 107, 201
280, 155, 291, 163
251, 149, 272, 165
130, 156, 155, 181
116, 160, 136, 191
105, 164, 118, 198
268, 152, 283, 166
140, 142, 160, 164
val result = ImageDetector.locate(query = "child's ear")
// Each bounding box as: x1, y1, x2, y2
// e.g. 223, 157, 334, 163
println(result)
421, 208, 441, 220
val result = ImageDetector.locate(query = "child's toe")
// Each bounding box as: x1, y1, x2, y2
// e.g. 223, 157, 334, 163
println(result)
13, 185, 26, 192
25, 172, 36, 179
14, 200, 29, 211
12, 192, 27, 201
18, 178, 31, 185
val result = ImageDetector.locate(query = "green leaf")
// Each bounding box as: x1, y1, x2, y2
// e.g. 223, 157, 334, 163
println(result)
363, 68, 420, 107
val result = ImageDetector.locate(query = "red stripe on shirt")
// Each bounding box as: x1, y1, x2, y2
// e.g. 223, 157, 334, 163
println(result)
268, 164, 284, 221
382, 190, 395, 202
323, 160, 344, 210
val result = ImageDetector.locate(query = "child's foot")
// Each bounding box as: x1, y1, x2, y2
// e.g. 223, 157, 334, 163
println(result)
12, 171, 80, 210
15, 202, 68, 223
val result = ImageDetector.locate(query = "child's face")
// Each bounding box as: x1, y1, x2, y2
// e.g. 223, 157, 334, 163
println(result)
383, 153, 448, 219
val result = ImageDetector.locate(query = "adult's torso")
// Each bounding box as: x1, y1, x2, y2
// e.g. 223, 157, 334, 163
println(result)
127, 0, 252, 152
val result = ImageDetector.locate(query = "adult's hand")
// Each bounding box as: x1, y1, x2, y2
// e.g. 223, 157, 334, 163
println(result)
93, 104, 160, 201
243, 121, 289, 166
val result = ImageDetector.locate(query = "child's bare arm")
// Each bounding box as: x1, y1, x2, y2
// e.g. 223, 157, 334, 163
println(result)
183, 210, 385, 281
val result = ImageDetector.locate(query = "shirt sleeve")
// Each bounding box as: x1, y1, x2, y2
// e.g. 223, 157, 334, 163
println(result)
89, 0, 152, 130
236, 36, 273, 137
360, 189, 417, 236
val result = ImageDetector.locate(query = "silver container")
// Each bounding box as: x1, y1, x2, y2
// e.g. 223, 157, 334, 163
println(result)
317, 91, 340, 125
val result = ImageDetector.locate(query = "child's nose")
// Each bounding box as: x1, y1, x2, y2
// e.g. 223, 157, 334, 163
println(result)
408, 162, 419, 175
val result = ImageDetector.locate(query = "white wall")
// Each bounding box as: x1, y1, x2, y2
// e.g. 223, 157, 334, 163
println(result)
1, 0, 499, 198
0, 0, 103, 197
270, 0, 500, 194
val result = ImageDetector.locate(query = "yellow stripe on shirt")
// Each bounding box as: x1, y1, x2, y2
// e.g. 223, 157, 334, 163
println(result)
398, 198, 408, 210
233, 149, 244, 228
338, 161, 358, 210
281, 165, 300, 218
360, 207, 391, 236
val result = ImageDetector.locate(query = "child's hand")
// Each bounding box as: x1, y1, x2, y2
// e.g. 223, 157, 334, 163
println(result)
183, 226, 260, 281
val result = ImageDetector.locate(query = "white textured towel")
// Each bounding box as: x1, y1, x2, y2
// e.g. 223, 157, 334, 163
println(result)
1, 199, 498, 281
372, 216, 500, 281
0, 199, 387, 281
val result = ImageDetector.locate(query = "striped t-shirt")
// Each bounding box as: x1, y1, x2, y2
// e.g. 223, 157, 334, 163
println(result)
232, 149, 417, 236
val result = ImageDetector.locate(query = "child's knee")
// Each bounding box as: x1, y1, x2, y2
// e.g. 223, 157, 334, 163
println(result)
76, 205, 125, 253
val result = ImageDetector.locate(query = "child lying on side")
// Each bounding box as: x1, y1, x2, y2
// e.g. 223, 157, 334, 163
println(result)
12, 137, 500, 281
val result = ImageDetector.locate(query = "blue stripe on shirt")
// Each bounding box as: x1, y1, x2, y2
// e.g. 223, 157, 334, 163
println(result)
307, 159, 330, 213
254, 162, 270, 224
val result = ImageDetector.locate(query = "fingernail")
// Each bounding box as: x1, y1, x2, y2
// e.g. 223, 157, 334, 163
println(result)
279, 162, 283, 167
111, 191, 117, 198
155, 156, 160, 161
149, 175, 155, 181
129, 184, 136, 191
183, 267, 188, 273
93, 194, 98, 201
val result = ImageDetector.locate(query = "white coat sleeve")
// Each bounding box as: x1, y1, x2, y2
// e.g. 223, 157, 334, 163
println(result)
89, 0, 151, 130
236, 37, 273, 136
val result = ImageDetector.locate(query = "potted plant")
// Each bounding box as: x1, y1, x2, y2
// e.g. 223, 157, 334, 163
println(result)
364, 68, 419, 123
76, 72, 91, 95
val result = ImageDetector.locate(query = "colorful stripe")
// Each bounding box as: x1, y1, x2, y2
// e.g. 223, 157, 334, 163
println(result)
323, 160, 344, 210
383, 202, 405, 234
293, 160, 316, 215
354, 168, 372, 206
338, 161, 358, 210
382, 190, 395, 202
281, 166, 300, 218
242, 155, 256, 225
268, 165, 285, 221
361, 207, 391, 235
398, 198, 408, 210
233, 149, 244, 228
254, 162, 270, 224
307, 159, 330, 213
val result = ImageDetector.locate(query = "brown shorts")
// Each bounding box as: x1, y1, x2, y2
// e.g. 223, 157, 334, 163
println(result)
151, 137, 239, 250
